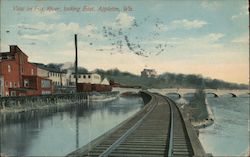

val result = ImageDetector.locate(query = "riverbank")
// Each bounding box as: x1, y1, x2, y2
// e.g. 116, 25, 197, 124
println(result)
191, 99, 215, 129
175, 97, 215, 129
0, 92, 119, 114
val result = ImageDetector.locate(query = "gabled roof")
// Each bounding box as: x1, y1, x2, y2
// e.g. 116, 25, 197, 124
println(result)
10, 45, 28, 57
32, 63, 66, 73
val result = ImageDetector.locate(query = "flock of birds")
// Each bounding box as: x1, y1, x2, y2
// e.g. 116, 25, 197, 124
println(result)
87, 16, 174, 57
11, 15, 174, 57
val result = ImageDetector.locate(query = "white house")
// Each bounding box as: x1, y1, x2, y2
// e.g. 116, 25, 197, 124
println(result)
35, 63, 68, 86
141, 68, 157, 78
48, 71, 68, 86
69, 73, 102, 84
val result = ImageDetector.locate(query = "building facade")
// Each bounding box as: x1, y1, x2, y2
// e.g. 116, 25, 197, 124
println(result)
69, 73, 102, 85
0, 45, 52, 96
35, 63, 68, 87
0, 75, 4, 96
74, 73, 112, 92
141, 68, 157, 78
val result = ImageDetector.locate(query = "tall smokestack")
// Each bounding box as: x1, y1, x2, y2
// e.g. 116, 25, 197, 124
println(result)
75, 34, 78, 90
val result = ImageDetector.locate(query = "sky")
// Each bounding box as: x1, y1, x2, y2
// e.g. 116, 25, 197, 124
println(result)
0, 0, 249, 84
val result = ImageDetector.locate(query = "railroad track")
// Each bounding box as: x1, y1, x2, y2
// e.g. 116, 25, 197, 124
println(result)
165, 97, 194, 157
67, 92, 205, 157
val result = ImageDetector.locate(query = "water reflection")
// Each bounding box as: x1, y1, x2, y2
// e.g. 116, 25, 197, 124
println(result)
0, 97, 143, 156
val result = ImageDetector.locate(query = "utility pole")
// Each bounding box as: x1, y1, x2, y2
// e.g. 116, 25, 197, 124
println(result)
74, 34, 79, 149
75, 34, 78, 91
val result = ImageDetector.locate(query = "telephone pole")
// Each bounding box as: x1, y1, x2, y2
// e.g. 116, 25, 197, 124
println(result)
74, 34, 78, 90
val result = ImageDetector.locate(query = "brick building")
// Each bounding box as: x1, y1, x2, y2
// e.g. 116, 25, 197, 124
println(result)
0, 45, 52, 96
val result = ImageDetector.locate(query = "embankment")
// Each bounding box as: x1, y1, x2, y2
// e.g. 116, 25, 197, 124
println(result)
0, 91, 119, 114
191, 99, 215, 129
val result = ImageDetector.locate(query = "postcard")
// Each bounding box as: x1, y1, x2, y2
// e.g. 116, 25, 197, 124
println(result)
0, 0, 249, 156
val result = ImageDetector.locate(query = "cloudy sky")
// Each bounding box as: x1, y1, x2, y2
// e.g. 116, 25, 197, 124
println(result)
0, 0, 249, 84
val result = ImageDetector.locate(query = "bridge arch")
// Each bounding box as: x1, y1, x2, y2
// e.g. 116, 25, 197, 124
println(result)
166, 92, 181, 98
206, 92, 219, 97
183, 93, 195, 98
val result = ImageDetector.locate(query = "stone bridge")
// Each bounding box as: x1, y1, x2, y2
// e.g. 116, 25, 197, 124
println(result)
149, 88, 249, 98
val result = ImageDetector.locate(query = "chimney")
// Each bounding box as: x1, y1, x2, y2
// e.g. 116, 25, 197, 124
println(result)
10, 45, 17, 53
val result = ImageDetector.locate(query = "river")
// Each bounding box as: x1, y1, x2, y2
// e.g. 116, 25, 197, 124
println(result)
199, 96, 249, 156
0, 96, 144, 156
1, 90, 248, 156
163, 92, 249, 156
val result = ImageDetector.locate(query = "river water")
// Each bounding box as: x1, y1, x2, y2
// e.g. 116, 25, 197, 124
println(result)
0, 90, 249, 156
199, 96, 249, 156
165, 92, 249, 156
0, 96, 143, 156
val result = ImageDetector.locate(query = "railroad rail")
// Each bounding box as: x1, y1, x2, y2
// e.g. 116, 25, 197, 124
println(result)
67, 91, 207, 157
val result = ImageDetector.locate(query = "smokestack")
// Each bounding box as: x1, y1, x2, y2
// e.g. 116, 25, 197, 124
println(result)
75, 34, 78, 90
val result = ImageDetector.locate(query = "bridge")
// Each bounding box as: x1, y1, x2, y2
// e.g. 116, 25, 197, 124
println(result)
149, 88, 249, 98
67, 91, 209, 157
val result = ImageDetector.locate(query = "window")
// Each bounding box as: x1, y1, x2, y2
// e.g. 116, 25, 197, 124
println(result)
31, 69, 34, 75
10, 91, 16, 96
10, 82, 12, 88
21, 67, 24, 74
41, 80, 51, 88
24, 79, 29, 87
14, 82, 17, 87
88, 75, 91, 79
42, 90, 51, 95
78, 75, 81, 78
83, 75, 86, 79
8, 65, 11, 72
20, 56, 23, 64
5, 81, 8, 87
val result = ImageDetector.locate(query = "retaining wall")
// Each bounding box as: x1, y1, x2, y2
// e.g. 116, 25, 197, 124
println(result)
0, 91, 119, 113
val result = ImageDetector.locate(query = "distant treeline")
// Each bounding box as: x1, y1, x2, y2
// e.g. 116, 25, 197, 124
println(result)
47, 63, 248, 89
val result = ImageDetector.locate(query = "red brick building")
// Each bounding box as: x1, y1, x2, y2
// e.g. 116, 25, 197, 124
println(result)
0, 45, 52, 96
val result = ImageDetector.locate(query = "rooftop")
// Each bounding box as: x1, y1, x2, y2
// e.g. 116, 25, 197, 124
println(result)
33, 63, 66, 73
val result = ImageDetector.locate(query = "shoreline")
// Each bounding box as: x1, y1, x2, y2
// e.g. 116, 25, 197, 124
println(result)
0, 93, 119, 114
191, 98, 215, 129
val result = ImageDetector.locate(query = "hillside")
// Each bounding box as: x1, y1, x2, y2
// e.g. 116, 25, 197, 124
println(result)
46, 63, 248, 89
